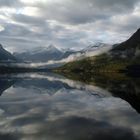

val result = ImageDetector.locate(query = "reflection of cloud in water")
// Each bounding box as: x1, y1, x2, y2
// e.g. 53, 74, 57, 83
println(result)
0, 73, 139, 139
0, 116, 139, 140
19, 117, 140, 140
0, 133, 17, 140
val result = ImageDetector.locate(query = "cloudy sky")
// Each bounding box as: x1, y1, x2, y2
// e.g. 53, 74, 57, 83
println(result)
0, 0, 140, 52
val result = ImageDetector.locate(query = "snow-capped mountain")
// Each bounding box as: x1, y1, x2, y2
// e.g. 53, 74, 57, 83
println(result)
63, 43, 111, 61
14, 45, 64, 62
13, 43, 112, 68
14, 45, 81, 63
30, 45, 61, 55
42, 43, 113, 68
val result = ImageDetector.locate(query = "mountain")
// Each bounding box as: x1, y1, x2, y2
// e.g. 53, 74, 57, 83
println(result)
55, 28, 140, 73
44, 43, 112, 68
14, 43, 112, 65
14, 45, 64, 62
0, 44, 17, 62
14, 45, 80, 63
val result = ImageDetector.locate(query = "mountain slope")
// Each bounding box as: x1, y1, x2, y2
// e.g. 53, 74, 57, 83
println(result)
112, 28, 140, 51
56, 29, 140, 73
0, 44, 17, 62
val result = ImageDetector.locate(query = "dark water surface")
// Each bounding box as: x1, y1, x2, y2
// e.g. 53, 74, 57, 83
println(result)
0, 72, 139, 140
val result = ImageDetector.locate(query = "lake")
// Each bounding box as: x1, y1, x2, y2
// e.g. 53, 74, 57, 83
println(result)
0, 72, 139, 140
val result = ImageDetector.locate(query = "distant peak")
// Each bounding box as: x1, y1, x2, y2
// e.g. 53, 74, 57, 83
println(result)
47, 44, 59, 50
47, 44, 62, 52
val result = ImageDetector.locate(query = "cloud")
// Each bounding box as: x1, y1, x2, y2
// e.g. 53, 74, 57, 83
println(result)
31, 0, 139, 25
0, 0, 140, 52
0, 0, 21, 7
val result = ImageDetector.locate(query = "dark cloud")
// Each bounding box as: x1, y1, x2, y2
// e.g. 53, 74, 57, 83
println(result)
91, 0, 139, 10
0, 24, 31, 36
40, 116, 139, 140
38, 0, 139, 25
5, 116, 139, 140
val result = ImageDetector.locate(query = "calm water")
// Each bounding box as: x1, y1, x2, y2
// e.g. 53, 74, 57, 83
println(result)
0, 72, 139, 140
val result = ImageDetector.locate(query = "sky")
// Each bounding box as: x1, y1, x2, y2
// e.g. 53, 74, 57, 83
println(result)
0, 0, 140, 52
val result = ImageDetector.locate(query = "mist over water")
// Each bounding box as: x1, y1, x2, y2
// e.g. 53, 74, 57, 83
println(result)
0, 72, 139, 140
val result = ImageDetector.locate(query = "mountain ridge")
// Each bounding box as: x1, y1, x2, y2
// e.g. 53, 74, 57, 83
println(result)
14, 45, 64, 62
14, 43, 112, 64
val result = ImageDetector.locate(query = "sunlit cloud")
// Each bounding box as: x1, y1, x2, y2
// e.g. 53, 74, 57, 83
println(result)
18, 6, 41, 17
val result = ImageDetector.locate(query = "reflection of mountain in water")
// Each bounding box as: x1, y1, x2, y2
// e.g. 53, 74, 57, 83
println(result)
61, 72, 140, 113
109, 79, 140, 113
0, 72, 140, 114
0, 77, 16, 96
0, 73, 110, 97
95, 76, 140, 113
0, 73, 75, 96
14, 74, 74, 95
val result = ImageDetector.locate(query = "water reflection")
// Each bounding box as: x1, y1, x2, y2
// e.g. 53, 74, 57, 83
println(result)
0, 77, 16, 96
62, 72, 140, 113
0, 73, 139, 140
